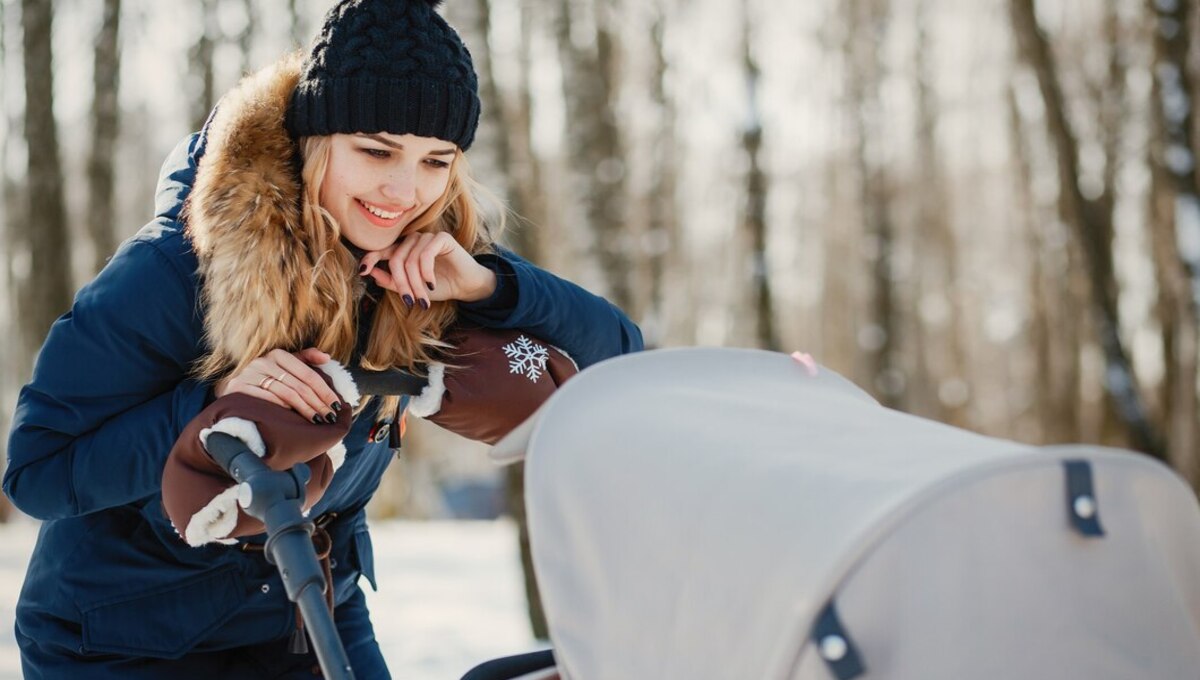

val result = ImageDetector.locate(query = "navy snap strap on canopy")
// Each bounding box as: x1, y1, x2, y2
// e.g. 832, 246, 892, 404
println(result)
811, 601, 865, 680
1063, 460, 1104, 538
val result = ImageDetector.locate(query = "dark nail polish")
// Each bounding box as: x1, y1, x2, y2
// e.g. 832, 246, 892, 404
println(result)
358, 264, 369, 275
402, 294, 414, 310
426, 281, 435, 291
324, 412, 337, 424
419, 298, 430, 310
332, 401, 343, 412
312, 415, 322, 425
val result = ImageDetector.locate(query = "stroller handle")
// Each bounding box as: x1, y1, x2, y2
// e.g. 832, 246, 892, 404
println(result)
346, 366, 428, 397
203, 433, 357, 680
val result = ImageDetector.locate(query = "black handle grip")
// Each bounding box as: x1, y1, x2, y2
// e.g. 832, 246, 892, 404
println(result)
347, 367, 428, 397
205, 431, 265, 481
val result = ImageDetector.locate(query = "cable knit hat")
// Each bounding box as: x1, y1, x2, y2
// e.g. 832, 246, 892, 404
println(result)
286, 0, 481, 149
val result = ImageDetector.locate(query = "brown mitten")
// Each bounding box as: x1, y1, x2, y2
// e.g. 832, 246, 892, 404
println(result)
407, 325, 579, 444
162, 360, 361, 546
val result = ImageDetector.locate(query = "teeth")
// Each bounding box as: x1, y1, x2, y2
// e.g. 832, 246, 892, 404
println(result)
361, 200, 402, 220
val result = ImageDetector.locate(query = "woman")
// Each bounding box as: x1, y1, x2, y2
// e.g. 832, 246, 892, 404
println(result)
4, 0, 642, 677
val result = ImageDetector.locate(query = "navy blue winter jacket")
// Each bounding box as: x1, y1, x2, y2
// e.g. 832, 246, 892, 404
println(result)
4, 130, 642, 661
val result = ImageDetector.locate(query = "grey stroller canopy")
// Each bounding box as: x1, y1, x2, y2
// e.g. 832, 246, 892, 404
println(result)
493, 348, 1200, 679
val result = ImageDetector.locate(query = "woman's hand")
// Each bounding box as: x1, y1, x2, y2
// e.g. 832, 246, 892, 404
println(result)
213, 348, 344, 424
359, 231, 497, 309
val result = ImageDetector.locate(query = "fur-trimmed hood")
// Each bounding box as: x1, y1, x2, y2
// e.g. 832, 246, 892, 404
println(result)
186, 53, 344, 376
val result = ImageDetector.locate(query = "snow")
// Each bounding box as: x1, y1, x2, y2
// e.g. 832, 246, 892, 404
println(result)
0, 518, 539, 679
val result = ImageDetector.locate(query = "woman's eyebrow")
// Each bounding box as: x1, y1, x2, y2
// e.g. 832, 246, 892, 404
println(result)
359, 133, 403, 149
359, 133, 455, 155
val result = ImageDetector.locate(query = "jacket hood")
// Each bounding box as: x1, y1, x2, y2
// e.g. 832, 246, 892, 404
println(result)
184, 53, 345, 376
154, 132, 203, 223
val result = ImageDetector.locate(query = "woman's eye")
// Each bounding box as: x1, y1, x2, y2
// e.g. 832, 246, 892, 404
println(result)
424, 158, 450, 169
361, 148, 391, 159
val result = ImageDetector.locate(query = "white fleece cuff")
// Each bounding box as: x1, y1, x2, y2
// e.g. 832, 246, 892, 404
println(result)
327, 441, 347, 472
551, 344, 578, 372
200, 417, 267, 458
406, 363, 446, 417
316, 359, 361, 407
185, 486, 241, 547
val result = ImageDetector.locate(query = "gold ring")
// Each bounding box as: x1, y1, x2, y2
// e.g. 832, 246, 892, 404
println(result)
259, 376, 277, 391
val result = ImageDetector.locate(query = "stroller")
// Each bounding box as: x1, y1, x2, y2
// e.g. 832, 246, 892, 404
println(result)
465, 347, 1200, 679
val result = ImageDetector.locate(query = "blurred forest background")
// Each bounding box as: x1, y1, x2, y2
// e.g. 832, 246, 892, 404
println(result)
1, 0, 1199, 633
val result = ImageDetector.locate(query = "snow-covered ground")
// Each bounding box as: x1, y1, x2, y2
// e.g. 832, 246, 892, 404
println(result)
0, 518, 539, 679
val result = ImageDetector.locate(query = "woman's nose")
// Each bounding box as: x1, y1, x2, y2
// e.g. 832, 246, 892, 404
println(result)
380, 171, 416, 205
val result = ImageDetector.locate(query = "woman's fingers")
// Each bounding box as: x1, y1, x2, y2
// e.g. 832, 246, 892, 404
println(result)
267, 379, 333, 424
240, 385, 290, 410
357, 245, 393, 278
246, 368, 321, 424
296, 347, 331, 365
366, 264, 397, 292
363, 231, 475, 308
416, 233, 453, 301
221, 349, 344, 424
269, 349, 342, 421
403, 233, 435, 309
381, 235, 424, 307
361, 245, 401, 294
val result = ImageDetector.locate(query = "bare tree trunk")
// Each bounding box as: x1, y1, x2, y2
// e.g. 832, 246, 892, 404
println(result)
504, 462, 547, 638
1148, 127, 1200, 486
1091, 1, 1134, 447
19, 0, 73, 377
505, 2, 553, 633
738, 2, 777, 351
512, 1, 549, 257
554, 0, 632, 313
820, 159, 862, 380
287, 0, 308, 48
446, 0, 551, 639
911, 0, 967, 425
1149, 0, 1200, 313
487, 0, 551, 265
646, 8, 680, 348
1007, 82, 1080, 443
1009, 0, 1163, 457
818, 6, 862, 380
845, 0, 901, 406
446, 0, 517, 235
190, 0, 217, 131
238, 0, 257, 75
1147, 0, 1200, 486
0, 0, 19, 522
87, 0, 121, 275
1097, 4, 1124, 225
1008, 81, 1044, 434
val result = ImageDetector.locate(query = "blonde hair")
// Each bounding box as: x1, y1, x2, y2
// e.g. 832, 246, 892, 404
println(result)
196, 134, 503, 411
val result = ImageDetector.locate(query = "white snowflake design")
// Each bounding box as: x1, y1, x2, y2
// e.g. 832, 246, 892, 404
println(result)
503, 335, 551, 383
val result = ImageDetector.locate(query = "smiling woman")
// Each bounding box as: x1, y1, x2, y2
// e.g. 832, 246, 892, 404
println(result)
3, 0, 643, 677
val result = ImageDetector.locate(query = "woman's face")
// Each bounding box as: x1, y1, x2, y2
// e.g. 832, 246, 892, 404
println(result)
320, 132, 456, 252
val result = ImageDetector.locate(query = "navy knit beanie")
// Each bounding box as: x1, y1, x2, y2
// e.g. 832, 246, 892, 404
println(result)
286, 0, 481, 150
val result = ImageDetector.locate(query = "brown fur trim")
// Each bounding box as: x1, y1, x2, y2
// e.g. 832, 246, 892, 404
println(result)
186, 52, 327, 376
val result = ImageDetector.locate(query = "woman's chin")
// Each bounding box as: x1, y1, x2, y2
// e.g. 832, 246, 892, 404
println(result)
343, 230, 400, 253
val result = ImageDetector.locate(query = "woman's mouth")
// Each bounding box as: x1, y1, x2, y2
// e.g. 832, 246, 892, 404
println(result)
356, 198, 409, 228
